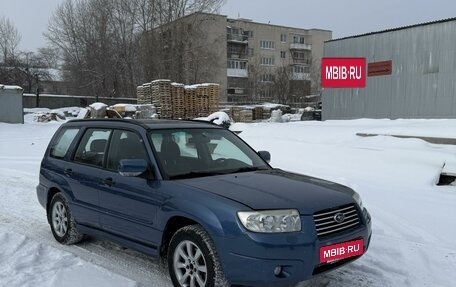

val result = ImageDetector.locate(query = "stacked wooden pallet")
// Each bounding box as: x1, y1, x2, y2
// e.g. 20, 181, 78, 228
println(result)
171, 83, 185, 119
230, 107, 242, 122
136, 83, 152, 105
208, 84, 220, 114
262, 108, 271, 120
252, 106, 264, 120
137, 80, 221, 119
195, 85, 209, 117
151, 79, 172, 119
184, 85, 197, 119
239, 109, 253, 123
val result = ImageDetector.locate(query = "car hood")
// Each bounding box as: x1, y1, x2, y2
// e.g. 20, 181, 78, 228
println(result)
176, 169, 356, 215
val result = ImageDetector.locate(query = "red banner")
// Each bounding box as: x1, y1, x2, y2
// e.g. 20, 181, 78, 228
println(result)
321, 58, 366, 88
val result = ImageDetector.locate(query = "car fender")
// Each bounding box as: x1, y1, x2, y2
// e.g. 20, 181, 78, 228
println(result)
40, 167, 76, 202
157, 190, 248, 239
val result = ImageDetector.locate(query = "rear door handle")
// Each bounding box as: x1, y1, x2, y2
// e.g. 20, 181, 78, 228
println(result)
64, 168, 73, 176
102, 177, 115, 186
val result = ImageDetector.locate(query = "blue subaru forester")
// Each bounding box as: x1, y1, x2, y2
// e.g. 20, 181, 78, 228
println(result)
37, 119, 372, 287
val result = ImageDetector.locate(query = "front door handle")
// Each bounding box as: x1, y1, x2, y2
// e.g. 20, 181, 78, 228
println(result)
102, 177, 115, 186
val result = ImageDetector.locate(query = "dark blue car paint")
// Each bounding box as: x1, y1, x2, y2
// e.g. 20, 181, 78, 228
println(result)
37, 119, 372, 286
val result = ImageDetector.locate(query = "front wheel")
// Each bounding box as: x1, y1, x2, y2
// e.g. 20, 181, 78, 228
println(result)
49, 193, 84, 245
168, 225, 228, 287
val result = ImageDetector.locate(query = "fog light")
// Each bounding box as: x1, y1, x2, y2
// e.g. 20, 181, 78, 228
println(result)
274, 266, 282, 276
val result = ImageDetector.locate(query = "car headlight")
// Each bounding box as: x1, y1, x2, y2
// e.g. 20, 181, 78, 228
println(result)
237, 209, 301, 233
352, 191, 364, 210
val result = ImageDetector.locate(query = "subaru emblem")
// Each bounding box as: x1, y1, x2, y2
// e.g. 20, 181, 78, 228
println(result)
334, 212, 345, 223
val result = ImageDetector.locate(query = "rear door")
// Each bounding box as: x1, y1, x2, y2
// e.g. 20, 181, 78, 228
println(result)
98, 129, 165, 248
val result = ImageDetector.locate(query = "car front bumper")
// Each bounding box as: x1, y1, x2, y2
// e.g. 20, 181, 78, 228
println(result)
215, 209, 372, 287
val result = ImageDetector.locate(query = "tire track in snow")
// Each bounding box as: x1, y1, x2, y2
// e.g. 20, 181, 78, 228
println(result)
0, 171, 172, 287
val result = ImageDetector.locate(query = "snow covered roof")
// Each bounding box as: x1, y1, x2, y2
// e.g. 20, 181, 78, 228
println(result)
151, 79, 171, 83
0, 84, 23, 90
329, 17, 456, 42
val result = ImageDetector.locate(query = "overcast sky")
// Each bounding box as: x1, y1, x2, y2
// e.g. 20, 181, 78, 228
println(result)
1, 0, 455, 52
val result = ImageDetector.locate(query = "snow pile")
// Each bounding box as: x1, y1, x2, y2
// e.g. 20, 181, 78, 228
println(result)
111, 103, 137, 112
0, 228, 137, 287
270, 109, 283, 122
195, 111, 231, 127
89, 102, 108, 111
24, 107, 82, 123
282, 113, 303, 122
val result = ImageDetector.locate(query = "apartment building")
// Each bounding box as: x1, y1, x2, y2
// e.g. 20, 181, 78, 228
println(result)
153, 12, 331, 104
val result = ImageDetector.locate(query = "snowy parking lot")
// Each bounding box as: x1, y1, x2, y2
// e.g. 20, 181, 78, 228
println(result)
0, 116, 455, 287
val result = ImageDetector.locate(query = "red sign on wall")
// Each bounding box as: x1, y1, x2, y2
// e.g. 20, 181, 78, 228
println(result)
321, 58, 366, 88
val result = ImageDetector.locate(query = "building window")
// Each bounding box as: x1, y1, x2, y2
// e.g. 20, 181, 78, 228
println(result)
280, 51, 286, 59
248, 48, 254, 56
292, 51, 310, 63
261, 74, 274, 82
259, 89, 272, 99
260, 40, 275, 49
280, 34, 287, 43
294, 65, 310, 73
244, 30, 254, 38
228, 60, 247, 70
260, 57, 275, 66
293, 35, 306, 44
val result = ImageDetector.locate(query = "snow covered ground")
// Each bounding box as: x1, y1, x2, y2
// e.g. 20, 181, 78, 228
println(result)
0, 116, 455, 286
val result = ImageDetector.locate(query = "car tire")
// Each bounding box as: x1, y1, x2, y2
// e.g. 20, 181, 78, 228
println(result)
168, 225, 229, 287
49, 193, 84, 245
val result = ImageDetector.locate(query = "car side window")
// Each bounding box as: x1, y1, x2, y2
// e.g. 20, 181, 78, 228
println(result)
106, 130, 148, 171
73, 128, 111, 167
50, 128, 80, 159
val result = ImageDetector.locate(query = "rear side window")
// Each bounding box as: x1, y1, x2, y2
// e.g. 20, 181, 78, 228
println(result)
73, 129, 111, 167
50, 128, 80, 159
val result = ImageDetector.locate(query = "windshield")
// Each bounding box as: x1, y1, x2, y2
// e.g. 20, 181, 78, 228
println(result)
149, 128, 270, 179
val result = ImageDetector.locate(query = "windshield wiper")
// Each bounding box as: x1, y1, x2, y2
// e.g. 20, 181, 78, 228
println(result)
227, 166, 269, 174
169, 167, 269, 179
169, 171, 224, 180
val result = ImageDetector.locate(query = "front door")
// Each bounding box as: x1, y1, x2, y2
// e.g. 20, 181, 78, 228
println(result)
98, 129, 166, 249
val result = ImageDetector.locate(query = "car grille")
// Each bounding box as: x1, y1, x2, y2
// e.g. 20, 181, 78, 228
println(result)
313, 204, 361, 237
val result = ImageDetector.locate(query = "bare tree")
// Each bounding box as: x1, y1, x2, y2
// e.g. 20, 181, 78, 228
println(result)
45, 0, 224, 98
272, 65, 292, 104
0, 16, 21, 63
139, 2, 225, 84
309, 56, 321, 93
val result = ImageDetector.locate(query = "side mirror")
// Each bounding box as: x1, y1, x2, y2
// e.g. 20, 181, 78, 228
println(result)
118, 159, 148, 177
258, 151, 271, 163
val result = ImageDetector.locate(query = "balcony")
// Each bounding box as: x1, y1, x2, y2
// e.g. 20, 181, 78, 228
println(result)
227, 68, 248, 78
227, 34, 249, 43
292, 58, 311, 65
290, 43, 312, 50
227, 52, 248, 60
292, 72, 310, 81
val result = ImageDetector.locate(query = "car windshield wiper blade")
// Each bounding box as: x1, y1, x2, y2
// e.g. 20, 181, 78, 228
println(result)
169, 171, 224, 180
227, 166, 269, 174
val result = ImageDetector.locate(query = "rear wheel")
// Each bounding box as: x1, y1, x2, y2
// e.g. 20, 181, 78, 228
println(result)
168, 225, 228, 287
49, 193, 84, 245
